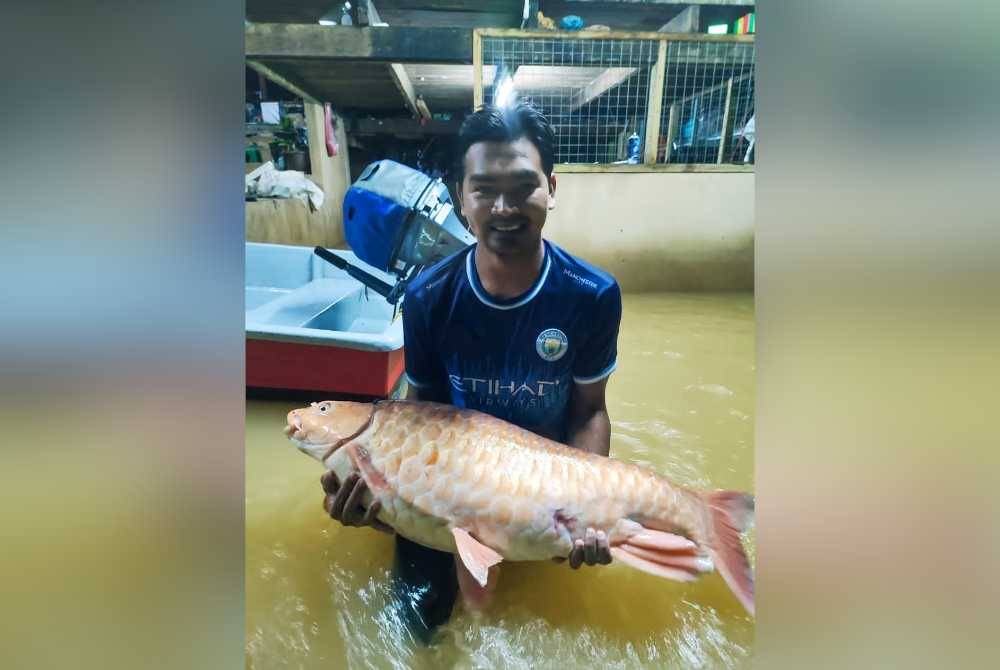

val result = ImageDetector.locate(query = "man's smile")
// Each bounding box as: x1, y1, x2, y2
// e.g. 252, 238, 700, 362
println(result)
490, 221, 527, 233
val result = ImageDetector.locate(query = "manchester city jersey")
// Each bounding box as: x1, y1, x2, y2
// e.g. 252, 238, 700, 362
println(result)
402, 240, 621, 442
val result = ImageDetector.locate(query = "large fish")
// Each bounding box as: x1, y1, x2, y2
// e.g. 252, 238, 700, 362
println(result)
285, 399, 755, 614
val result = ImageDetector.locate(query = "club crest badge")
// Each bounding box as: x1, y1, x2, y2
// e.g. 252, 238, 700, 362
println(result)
535, 328, 569, 362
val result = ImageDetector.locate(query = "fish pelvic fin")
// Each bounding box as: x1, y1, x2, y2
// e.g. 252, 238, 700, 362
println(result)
451, 527, 503, 587
456, 560, 500, 611
705, 490, 755, 616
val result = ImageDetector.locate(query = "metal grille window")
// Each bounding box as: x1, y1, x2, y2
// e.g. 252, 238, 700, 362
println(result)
481, 36, 658, 165
659, 41, 756, 164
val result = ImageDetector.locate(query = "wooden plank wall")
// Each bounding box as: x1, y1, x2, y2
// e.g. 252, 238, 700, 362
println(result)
245, 102, 352, 249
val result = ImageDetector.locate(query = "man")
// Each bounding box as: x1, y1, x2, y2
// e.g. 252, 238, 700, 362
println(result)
320, 101, 622, 641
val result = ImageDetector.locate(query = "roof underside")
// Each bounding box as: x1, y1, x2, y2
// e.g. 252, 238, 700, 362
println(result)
246, 1, 754, 115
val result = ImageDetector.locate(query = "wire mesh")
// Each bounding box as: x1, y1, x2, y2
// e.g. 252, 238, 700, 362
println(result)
658, 40, 756, 164
481, 36, 658, 165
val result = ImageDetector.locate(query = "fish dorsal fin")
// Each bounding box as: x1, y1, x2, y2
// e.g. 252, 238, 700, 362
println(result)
451, 527, 503, 587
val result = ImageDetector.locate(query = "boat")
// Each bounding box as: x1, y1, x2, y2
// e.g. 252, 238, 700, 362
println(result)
245, 242, 404, 398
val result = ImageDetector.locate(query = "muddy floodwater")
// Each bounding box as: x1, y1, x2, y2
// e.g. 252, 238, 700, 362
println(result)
246, 293, 754, 669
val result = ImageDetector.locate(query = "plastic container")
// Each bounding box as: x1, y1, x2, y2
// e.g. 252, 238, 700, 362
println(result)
627, 132, 641, 163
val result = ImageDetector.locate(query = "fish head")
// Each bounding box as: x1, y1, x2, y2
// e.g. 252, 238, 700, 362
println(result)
284, 401, 373, 464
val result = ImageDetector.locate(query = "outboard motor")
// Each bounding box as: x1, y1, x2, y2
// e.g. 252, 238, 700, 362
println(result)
314, 160, 475, 305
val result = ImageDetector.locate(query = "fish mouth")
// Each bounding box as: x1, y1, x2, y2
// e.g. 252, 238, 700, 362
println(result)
283, 418, 307, 442
284, 418, 333, 451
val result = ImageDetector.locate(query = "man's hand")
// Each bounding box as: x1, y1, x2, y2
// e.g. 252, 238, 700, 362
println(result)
320, 470, 393, 534
562, 528, 612, 568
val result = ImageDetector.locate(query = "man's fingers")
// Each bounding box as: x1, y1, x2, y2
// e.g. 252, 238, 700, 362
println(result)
361, 499, 381, 527
569, 539, 584, 569
342, 476, 368, 525
584, 528, 598, 565
596, 530, 612, 565
370, 518, 395, 534
362, 501, 394, 534
329, 473, 358, 521
320, 470, 340, 495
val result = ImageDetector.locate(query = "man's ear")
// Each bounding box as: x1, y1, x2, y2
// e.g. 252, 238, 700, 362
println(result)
547, 173, 557, 210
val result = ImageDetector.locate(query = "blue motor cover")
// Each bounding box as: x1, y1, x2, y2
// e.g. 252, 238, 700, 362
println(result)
343, 160, 474, 277
343, 160, 429, 272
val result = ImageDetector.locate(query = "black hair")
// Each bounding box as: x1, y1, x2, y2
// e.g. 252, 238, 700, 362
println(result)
453, 101, 556, 181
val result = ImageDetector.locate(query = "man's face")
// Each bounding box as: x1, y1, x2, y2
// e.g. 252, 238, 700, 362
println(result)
457, 136, 556, 258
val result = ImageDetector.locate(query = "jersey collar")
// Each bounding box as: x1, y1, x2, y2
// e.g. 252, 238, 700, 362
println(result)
465, 242, 551, 311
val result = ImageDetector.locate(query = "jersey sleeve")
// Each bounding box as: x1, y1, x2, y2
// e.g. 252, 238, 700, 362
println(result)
402, 285, 448, 393
572, 281, 622, 384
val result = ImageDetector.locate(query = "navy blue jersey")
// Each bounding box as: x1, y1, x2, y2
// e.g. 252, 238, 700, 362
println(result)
402, 240, 621, 442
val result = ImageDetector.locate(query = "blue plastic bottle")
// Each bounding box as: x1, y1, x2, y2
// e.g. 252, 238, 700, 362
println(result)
627, 132, 641, 163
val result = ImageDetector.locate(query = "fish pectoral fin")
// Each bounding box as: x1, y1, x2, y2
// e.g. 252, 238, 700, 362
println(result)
450, 527, 503, 587
344, 443, 390, 496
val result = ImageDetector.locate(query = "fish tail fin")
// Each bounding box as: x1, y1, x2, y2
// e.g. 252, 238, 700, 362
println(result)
704, 490, 755, 615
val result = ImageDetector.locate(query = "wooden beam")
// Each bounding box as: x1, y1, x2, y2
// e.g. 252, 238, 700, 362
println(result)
716, 76, 736, 164
643, 39, 667, 163
415, 95, 432, 121
563, 0, 751, 6
346, 117, 462, 136
554, 162, 753, 173
476, 27, 754, 43
387, 63, 421, 119
671, 71, 751, 106
377, 0, 514, 10
246, 59, 321, 104
570, 68, 637, 111
246, 24, 473, 63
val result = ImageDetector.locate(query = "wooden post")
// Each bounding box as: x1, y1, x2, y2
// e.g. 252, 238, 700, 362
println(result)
257, 71, 269, 100
663, 102, 680, 162
717, 76, 736, 164
304, 101, 351, 245
473, 30, 483, 110
643, 39, 668, 164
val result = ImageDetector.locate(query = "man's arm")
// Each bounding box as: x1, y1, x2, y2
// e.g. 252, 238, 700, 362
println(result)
565, 378, 612, 457
562, 377, 614, 568
405, 381, 449, 403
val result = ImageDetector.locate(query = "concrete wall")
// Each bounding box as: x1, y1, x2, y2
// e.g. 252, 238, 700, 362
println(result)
544, 172, 754, 292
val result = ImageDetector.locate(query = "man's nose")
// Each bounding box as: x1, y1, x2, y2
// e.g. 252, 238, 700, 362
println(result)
491, 192, 518, 214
